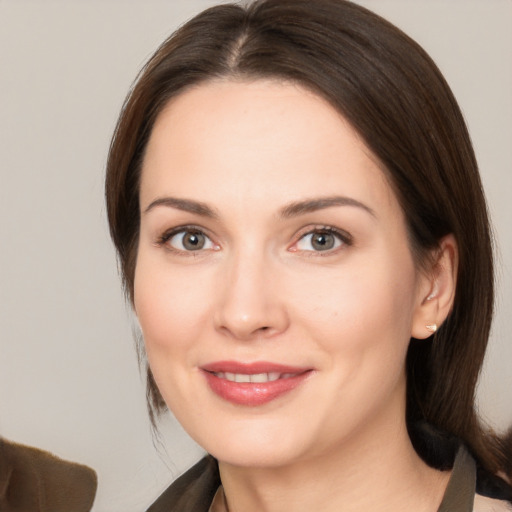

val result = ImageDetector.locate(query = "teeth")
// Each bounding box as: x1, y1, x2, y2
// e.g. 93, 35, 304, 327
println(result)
214, 372, 295, 383
250, 373, 268, 383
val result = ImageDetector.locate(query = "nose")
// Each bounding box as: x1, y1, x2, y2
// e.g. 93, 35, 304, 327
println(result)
213, 250, 289, 341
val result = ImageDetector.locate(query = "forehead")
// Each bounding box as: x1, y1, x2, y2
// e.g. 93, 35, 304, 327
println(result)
140, 79, 395, 214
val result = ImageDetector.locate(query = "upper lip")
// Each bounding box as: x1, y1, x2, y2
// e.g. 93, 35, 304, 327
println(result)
201, 360, 311, 375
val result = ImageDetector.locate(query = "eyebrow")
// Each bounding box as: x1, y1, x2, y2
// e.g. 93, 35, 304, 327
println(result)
143, 195, 375, 219
279, 196, 376, 218
143, 197, 218, 218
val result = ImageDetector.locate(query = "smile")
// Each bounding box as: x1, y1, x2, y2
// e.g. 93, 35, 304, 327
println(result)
211, 372, 297, 383
201, 361, 313, 406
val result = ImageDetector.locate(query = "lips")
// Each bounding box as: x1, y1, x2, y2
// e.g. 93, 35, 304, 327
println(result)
201, 361, 313, 406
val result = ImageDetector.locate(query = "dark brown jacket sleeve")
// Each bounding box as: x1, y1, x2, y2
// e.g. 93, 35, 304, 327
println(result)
0, 437, 97, 512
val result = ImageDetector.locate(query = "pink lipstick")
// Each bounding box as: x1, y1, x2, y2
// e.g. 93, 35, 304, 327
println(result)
201, 361, 313, 406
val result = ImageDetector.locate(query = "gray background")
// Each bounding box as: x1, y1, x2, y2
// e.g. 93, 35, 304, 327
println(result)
0, 1, 510, 510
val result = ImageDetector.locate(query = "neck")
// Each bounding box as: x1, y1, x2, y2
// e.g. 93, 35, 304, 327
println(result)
218, 410, 450, 512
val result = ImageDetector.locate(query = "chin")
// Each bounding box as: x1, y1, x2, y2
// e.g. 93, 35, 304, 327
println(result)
210, 442, 303, 469
191, 419, 318, 469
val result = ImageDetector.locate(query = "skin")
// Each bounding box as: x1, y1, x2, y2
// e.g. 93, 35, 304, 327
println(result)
135, 80, 457, 512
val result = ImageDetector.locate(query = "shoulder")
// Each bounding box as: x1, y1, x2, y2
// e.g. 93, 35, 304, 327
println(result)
474, 494, 512, 512
0, 437, 97, 512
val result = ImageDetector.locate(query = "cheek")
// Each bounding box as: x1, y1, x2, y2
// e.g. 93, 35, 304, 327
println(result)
133, 253, 211, 354
292, 251, 418, 376
133, 254, 215, 411
297, 259, 416, 337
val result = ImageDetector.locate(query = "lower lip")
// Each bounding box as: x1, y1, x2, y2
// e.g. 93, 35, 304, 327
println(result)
202, 371, 312, 406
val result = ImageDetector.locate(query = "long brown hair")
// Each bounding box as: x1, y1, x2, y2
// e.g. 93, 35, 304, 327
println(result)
106, 0, 509, 478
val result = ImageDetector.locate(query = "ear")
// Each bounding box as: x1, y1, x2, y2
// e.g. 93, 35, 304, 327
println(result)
411, 234, 458, 340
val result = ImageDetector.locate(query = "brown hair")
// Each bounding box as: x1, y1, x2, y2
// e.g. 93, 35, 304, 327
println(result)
106, 0, 508, 477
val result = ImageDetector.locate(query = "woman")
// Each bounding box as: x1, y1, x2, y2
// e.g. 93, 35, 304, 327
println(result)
105, 0, 512, 510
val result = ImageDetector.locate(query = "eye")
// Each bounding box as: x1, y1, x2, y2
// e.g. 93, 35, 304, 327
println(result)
293, 228, 350, 253
163, 228, 216, 252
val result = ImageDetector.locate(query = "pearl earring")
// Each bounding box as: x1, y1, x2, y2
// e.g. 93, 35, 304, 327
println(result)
426, 324, 437, 333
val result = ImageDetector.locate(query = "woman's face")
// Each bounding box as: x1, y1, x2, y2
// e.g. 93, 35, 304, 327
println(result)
135, 80, 430, 468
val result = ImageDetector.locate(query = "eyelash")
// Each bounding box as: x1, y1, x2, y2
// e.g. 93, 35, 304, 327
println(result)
155, 225, 353, 255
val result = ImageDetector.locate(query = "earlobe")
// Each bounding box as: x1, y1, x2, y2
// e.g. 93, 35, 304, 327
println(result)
411, 234, 458, 340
